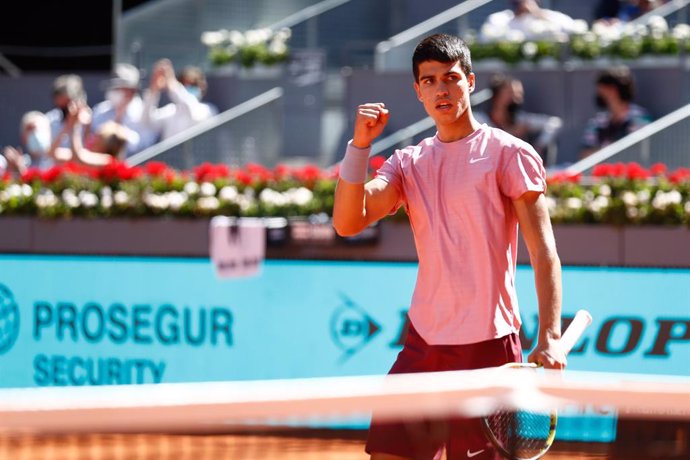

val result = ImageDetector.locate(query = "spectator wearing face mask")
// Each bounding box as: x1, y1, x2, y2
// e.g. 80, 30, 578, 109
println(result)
90, 63, 159, 157
45, 74, 87, 149
2, 111, 65, 174
142, 59, 218, 141
580, 66, 653, 159
474, 73, 562, 165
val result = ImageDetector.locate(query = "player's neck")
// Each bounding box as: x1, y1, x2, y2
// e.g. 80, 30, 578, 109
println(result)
436, 113, 482, 143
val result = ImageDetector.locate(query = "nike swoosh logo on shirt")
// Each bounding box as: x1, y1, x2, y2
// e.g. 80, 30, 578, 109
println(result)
466, 449, 485, 458
469, 157, 488, 164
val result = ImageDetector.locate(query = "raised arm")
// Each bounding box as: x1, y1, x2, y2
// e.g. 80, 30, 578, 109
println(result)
332, 103, 400, 236
513, 190, 566, 370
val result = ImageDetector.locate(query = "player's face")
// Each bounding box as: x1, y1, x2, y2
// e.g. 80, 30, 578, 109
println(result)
414, 60, 475, 126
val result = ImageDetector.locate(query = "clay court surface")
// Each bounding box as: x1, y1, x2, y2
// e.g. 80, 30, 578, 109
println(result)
0, 431, 612, 459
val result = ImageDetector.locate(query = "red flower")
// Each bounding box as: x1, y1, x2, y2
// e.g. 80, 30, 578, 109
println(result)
611, 162, 626, 178
194, 162, 214, 182
118, 163, 143, 181
20, 167, 43, 183
245, 162, 273, 182
369, 155, 386, 172
145, 161, 170, 177
98, 161, 120, 182
650, 163, 667, 176
40, 166, 63, 184
294, 165, 322, 183
669, 167, 690, 184
234, 170, 253, 186
626, 162, 650, 181
592, 164, 612, 178
194, 162, 231, 182
164, 170, 177, 184
273, 164, 292, 180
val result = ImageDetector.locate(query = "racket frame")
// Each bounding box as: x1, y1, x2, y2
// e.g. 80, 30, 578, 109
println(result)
480, 309, 592, 459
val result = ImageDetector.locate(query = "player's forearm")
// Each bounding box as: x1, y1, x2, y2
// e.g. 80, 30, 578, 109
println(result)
332, 141, 372, 236
532, 249, 563, 342
333, 179, 368, 236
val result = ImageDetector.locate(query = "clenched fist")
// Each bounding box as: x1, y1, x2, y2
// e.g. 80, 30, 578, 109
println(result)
352, 103, 389, 149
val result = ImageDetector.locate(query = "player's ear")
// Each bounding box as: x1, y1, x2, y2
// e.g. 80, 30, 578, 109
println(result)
413, 81, 422, 101
468, 72, 476, 93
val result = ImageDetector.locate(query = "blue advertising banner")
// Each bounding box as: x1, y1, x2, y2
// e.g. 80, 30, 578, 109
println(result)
0, 255, 688, 441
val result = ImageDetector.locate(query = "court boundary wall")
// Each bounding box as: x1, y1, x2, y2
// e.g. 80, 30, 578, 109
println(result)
1, 217, 689, 267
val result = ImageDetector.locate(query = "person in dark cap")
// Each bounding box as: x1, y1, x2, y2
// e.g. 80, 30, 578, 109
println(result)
89, 63, 158, 157
44, 74, 87, 152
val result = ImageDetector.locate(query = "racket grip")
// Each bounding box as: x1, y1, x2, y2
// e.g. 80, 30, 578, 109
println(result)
560, 309, 592, 356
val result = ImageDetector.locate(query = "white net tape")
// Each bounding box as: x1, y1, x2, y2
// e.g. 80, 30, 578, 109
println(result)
1, 367, 688, 434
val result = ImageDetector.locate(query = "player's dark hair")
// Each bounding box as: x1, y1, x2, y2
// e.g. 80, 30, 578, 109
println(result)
597, 66, 635, 102
412, 33, 472, 81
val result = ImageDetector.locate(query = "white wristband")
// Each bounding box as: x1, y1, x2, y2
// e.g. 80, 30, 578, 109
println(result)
339, 141, 371, 184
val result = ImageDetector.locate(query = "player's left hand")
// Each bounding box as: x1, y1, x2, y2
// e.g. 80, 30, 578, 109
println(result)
528, 336, 567, 370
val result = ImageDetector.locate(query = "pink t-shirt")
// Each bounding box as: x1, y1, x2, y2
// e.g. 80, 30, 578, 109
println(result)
375, 124, 546, 345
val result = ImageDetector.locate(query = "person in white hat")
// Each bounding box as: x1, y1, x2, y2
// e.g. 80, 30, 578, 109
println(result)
89, 63, 159, 157
142, 58, 218, 141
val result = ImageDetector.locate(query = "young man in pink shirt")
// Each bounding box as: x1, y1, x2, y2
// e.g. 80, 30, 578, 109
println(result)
333, 33, 565, 460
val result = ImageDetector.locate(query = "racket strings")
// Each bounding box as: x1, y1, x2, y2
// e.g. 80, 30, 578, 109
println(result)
485, 409, 554, 458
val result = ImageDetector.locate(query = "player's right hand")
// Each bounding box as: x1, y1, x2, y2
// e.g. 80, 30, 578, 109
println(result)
352, 103, 389, 149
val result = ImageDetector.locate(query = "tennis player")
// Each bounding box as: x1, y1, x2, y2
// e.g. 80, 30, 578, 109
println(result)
332, 33, 566, 460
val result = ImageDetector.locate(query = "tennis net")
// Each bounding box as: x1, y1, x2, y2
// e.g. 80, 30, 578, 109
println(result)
1, 367, 689, 459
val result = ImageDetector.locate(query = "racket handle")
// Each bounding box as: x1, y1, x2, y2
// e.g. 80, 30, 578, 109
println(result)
560, 309, 592, 356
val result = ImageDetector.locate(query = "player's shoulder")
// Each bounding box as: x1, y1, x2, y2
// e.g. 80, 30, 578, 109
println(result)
392, 138, 428, 158
483, 124, 533, 152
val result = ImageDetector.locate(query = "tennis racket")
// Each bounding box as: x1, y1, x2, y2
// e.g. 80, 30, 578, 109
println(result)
481, 309, 593, 460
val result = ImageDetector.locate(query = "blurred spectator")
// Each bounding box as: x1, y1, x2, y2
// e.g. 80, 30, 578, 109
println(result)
593, 0, 666, 34
474, 73, 563, 165
619, 0, 664, 21
69, 120, 130, 167
45, 74, 87, 149
594, 0, 623, 21
2, 111, 67, 175
90, 63, 158, 158
480, 0, 582, 42
142, 59, 218, 141
50, 101, 130, 167
580, 66, 652, 159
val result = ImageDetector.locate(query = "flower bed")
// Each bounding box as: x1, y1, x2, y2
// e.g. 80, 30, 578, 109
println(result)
470, 15, 690, 64
0, 161, 336, 220
202, 27, 291, 69
1, 160, 689, 227
547, 163, 690, 226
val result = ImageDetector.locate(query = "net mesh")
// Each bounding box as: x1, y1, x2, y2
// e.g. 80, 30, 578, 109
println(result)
0, 368, 688, 460
482, 409, 555, 459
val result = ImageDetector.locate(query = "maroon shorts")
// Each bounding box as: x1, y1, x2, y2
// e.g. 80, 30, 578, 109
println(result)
365, 324, 523, 460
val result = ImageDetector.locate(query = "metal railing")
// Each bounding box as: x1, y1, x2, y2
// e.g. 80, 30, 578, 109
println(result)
374, 0, 496, 72
127, 87, 284, 170
267, 0, 351, 48
116, 0, 327, 73
629, 0, 690, 27
565, 103, 690, 175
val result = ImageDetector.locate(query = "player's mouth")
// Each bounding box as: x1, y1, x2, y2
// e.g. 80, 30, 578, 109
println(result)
435, 101, 454, 111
